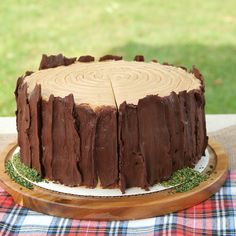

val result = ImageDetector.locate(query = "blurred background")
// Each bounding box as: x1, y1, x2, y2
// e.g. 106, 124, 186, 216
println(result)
0, 0, 235, 116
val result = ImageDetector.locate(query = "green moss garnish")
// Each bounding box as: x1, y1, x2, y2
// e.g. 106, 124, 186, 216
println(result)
161, 167, 209, 193
6, 153, 209, 193
5, 158, 33, 189
12, 153, 42, 183
5, 152, 43, 189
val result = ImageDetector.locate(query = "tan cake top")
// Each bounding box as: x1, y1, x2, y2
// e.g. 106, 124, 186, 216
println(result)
24, 60, 201, 108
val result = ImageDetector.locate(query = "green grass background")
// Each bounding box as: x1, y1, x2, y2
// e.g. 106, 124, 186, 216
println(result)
0, 0, 235, 115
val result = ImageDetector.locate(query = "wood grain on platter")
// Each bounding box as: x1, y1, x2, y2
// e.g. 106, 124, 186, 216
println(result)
0, 139, 228, 221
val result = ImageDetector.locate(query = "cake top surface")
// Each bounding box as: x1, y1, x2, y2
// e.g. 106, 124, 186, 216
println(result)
24, 60, 201, 108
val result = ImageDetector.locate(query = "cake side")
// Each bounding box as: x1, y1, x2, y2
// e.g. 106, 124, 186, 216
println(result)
118, 89, 207, 192
94, 106, 118, 188
15, 76, 118, 188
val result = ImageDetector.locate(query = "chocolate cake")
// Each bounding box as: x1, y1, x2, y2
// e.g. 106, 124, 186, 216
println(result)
15, 54, 207, 193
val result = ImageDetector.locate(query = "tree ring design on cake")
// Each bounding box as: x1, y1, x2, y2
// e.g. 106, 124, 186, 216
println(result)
15, 54, 207, 193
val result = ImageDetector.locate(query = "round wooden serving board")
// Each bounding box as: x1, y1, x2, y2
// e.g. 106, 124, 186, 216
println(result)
0, 139, 228, 221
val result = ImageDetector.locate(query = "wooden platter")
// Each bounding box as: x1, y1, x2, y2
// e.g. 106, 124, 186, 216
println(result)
0, 139, 228, 221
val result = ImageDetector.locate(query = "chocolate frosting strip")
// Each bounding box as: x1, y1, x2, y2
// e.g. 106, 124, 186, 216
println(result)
78, 55, 95, 62
51, 97, 68, 183
39, 54, 76, 70
99, 55, 122, 61
178, 91, 192, 167
29, 84, 42, 174
64, 95, 82, 186
95, 107, 118, 188
134, 55, 145, 61
51, 95, 82, 186
165, 92, 184, 171
186, 91, 197, 165
194, 91, 207, 157
16, 81, 31, 167
75, 105, 97, 187
119, 102, 148, 193
138, 95, 171, 185
42, 95, 54, 179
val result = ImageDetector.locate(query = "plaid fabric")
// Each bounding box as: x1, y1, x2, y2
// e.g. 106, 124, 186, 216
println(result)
0, 171, 235, 236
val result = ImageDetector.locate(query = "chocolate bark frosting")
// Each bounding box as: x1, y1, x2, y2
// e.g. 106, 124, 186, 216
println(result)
15, 54, 207, 193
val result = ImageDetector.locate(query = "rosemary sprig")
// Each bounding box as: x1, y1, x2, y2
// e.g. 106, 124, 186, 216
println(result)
5, 152, 43, 189
12, 153, 42, 183
5, 158, 33, 189
161, 167, 209, 193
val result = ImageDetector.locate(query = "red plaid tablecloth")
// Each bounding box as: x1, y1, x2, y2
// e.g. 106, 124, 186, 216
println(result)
0, 171, 235, 236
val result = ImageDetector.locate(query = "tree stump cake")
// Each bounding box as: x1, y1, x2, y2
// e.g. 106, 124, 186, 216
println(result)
15, 54, 207, 193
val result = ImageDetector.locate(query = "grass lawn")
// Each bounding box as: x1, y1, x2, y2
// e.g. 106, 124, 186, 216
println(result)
0, 0, 235, 116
